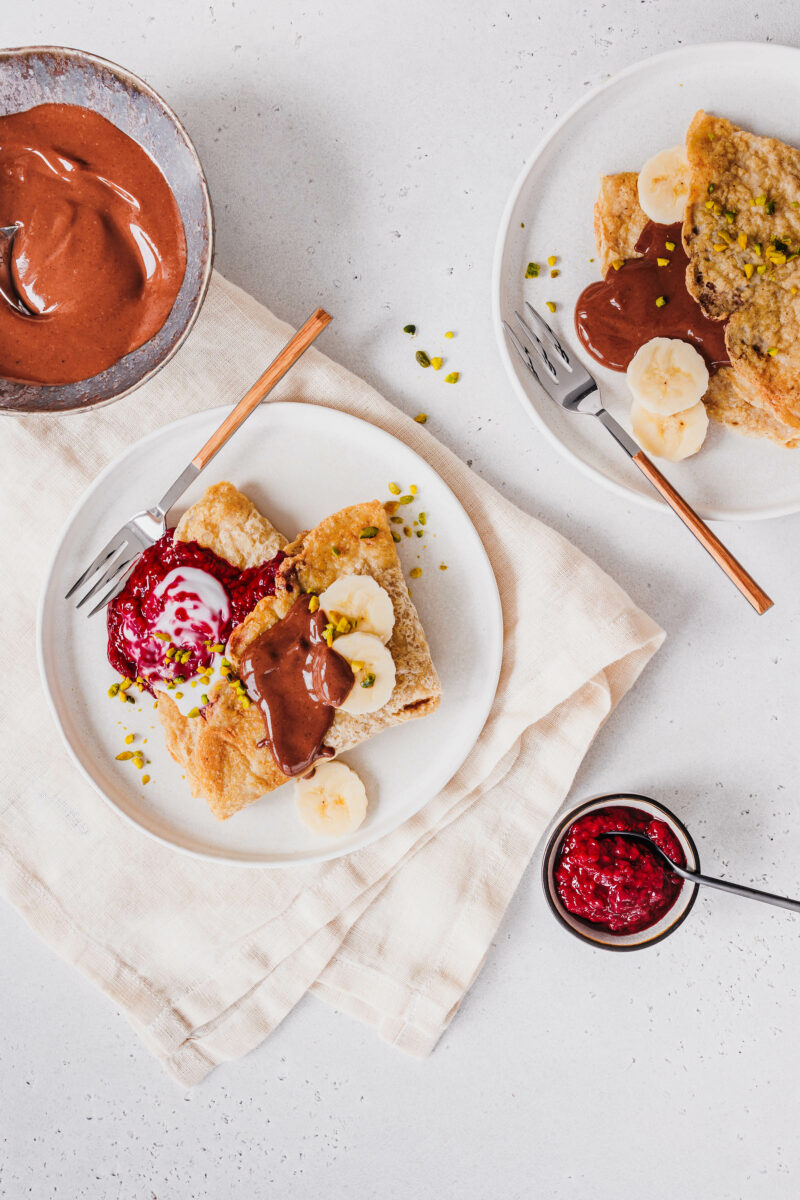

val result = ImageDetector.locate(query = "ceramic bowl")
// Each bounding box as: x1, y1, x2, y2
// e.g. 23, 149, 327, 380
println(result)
0, 45, 214, 413
541, 793, 700, 951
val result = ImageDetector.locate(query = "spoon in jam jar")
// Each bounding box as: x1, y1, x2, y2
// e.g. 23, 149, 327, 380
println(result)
599, 831, 800, 915
0, 224, 34, 316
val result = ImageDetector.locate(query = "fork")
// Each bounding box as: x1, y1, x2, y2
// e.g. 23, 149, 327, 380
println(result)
66, 306, 332, 616
503, 303, 773, 615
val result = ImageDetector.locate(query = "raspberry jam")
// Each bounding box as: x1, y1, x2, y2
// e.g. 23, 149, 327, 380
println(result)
554, 805, 685, 934
106, 531, 284, 688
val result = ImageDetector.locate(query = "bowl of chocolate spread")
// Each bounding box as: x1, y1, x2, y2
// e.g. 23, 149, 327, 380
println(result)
0, 46, 214, 413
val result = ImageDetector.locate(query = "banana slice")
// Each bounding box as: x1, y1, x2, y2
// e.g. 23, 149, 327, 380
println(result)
631, 399, 709, 461
332, 631, 396, 715
319, 574, 394, 643
637, 145, 691, 224
627, 337, 709, 416
295, 761, 368, 837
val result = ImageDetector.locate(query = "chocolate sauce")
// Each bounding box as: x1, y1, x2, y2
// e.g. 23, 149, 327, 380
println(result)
574, 221, 729, 373
239, 594, 354, 778
0, 104, 186, 385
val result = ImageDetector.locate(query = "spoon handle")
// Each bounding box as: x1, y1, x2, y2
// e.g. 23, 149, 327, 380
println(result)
689, 870, 800, 914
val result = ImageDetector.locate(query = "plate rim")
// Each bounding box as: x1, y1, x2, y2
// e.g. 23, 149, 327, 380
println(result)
36, 400, 504, 868
492, 40, 800, 523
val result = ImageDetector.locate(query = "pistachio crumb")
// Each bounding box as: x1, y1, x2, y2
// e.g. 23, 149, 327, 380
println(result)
359, 525, 379, 539
108, 683, 120, 698
115, 752, 133, 761
331, 545, 341, 557
439, 563, 448, 570
767, 347, 779, 356
124, 734, 134, 745
416, 350, 431, 368
403, 324, 416, 335
431, 356, 443, 370
187, 708, 200, 718
611, 260, 624, 271
655, 296, 667, 308
665, 241, 676, 251
656, 257, 670, 267
142, 775, 150, 785
419, 511, 427, 525
398, 494, 414, 505
547, 255, 557, 266
414, 412, 428, 423
444, 330, 454, 338
525, 262, 540, 279
444, 371, 460, 383
410, 567, 422, 578
549, 268, 559, 278
308, 595, 320, 613
392, 531, 401, 543
409, 484, 417, 495
388, 481, 401, 494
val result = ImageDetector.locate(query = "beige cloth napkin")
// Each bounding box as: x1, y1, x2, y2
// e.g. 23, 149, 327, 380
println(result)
0, 273, 664, 1086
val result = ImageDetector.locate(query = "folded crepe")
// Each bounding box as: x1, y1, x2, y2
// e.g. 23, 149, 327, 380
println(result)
158, 484, 441, 820
593, 138, 800, 447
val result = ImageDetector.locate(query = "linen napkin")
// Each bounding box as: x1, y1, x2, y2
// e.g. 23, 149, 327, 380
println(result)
0, 272, 664, 1086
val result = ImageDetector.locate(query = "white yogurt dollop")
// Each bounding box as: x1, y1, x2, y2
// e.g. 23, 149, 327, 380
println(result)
151, 567, 230, 649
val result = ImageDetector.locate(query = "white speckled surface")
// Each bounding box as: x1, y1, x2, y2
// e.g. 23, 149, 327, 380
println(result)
3, 3, 800, 1196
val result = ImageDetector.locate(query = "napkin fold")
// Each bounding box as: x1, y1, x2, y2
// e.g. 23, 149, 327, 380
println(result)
0, 273, 664, 1086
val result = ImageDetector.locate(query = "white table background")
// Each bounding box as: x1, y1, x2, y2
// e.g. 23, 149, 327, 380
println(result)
3, 3, 800, 1197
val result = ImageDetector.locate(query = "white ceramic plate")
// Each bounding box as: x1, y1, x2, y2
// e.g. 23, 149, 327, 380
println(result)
493, 42, 800, 522
38, 402, 502, 867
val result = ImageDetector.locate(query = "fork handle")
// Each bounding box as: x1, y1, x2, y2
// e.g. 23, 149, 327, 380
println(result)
632, 451, 773, 615
189, 307, 332, 471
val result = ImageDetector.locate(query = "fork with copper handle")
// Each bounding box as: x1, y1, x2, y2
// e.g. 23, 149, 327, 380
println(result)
504, 303, 773, 615
66, 307, 332, 615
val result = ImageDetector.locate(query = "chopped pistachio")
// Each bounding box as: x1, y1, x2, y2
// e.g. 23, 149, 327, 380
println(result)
765, 199, 776, 215
384, 500, 399, 515
187, 708, 200, 719
419, 511, 427, 525
331, 545, 341, 557
656, 257, 670, 267
409, 484, 417, 495
398, 494, 414, 505
415, 350, 431, 368
757, 265, 767, 274
414, 412, 428, 424
611, 260, 624, 271
119, 678, 133, 691
439, 563, 448, 571
753, 242, 762, 256
141, 775, 150, 785
724, 210, 736, 223
713, 243, 726, 252
360, 672, 376, 689
444, 371, 460, 383
744, 263, 755, 279
201, 694, 210, 705
153, 631, 171, 642
387, 481, 401, 495
737, 233, 748, 250
124, 734, 134, 745
107, 683, 120, 698
404, 526, 412, 537
115, 752, 134, 761
403, 324, 416, 335
359, 525, 379, 538
410, 567, 422, 578
444, 330, 454, 338
525, 262, 540, 279
391, 531, 401, 543
415, 530, 423, 538
335, 617, 351, 634
390, 516, 403, 524
655, 296, 667, 308
767, 347, 779, 356
547, 255, 557, 266
174, 692, 183, 700
707, 183, 715, 193
431, 356, 443, 370
665, 241, 676, 251
754, 195, 767, 206
704, 199, 715, 210
549, 268, 559, 278
308, 595, 320, 613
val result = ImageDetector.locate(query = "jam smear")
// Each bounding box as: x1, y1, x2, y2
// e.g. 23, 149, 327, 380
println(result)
555, 805, 685, 934
106, 531, 284, 688
574, 221, 729, 374
238, 593, 354, 777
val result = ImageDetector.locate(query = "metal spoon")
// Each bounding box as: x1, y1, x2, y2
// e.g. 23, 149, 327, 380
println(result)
599, 831, 800, 915
0, 224, 35, 316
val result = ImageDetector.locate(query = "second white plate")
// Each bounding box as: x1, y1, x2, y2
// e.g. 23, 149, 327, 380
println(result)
493, 42, 800, 521
38, 402, 503, 866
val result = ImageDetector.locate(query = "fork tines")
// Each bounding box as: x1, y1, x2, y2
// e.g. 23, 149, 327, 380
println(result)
65, 533, 138, 616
